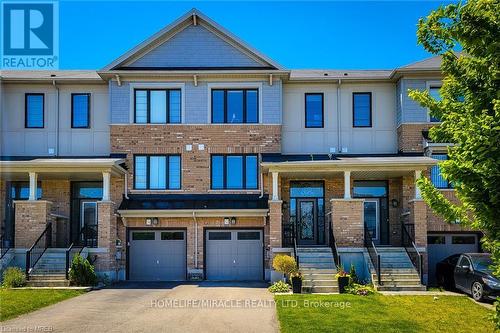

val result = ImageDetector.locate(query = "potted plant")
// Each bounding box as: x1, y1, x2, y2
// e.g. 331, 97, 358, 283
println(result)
335, 265, 350, 293
290, 270, 302, 294
272, 254, 297, 283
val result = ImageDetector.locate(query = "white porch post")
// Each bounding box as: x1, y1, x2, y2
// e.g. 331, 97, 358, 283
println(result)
272, 171, 279, 201
28, 172, 38, 201
344, 170, 351, 199
102, 171, 111, 201
414, 170, 422, 199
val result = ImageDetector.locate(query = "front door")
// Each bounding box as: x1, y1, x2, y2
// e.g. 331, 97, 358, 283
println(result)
364, 199, 380, 245
80, 201, 97, 247
297, 199, 317, 246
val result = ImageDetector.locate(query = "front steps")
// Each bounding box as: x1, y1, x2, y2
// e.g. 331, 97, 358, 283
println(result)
27, 248, 69, 287
297, 247, 338, 293
370, 247, 426, 291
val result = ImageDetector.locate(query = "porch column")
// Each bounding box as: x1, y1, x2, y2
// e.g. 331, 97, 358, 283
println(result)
331, 199, 364, 247
344, 171, 351, 199
29, 172, 38, 201
272, 171, 279, 201
15, 200, 53, 248
102, 171, 111, 201
414, 170, 422, 199
268, 200, 283, 248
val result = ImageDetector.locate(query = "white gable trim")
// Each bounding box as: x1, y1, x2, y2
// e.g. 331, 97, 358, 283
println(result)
102, 9, 282, 71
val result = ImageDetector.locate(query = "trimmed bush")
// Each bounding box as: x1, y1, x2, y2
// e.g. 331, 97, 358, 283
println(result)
2, 267, 26, 288
272, 255, 297, 276
268, 280, 291, 293
69, 255, 97, 286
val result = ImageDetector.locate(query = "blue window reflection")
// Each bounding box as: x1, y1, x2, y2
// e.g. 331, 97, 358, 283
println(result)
353, 93, 371, 127
26, 94, 44, 128
226, 156, 243, 188
431, 154, 452, 189
169, 156, 181, 189
169, 90, 181, 124
212, 90, 225, 123
72, 94, 90, 128
353, 181, 387, 197
211, 89, 258, 123
211, 155, 258, 189
135, 156, 147, 189
305, 93, 323, 128
211, 156, 224, 189
150, 156, 166, 189
227, 91, 244, 123
245, 155, 258, 189
429, 86, 441, 122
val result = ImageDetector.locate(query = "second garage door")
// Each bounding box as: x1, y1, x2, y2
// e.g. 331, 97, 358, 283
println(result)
129, 229, 186, 281
206, 229, 263, 281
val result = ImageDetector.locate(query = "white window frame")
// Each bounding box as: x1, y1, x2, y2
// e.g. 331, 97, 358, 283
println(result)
207, 82, 263, 124
426, 80, 442, 123
128, 82, 186, 124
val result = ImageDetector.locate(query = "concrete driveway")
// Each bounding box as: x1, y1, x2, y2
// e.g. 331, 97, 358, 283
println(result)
1, 282, 279, 333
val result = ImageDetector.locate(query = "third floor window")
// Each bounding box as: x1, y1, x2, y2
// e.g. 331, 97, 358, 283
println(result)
134, 89, 181, 124
305, 93, 324, 128
211, 89, 258, 124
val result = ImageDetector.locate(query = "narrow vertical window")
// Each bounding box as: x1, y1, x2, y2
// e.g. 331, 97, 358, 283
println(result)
226, 155, 243, 189
246, 90, 258, 123
227, 90, 244, 123
245, 155, 258, 189
134, 156, 147, 189
135, 90, 148, 124
150, 90, 167, 123
149, 156, 166, 189
431, 154, 452, 189
211, 155, 224, 189
168, 155, 181, 189
353, 92, 372, 127
169, 90, 181, 124
429, 86, 442, 122
72, 93, 90, 128
305, 93, 323, 128
25, 94, 44, 128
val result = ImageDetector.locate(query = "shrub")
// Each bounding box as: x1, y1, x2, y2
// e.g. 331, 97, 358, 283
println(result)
349, 264, 359, 284
69, 255, 97, 286
268, 280, 291, 293
335, 265, 350, 278
2, 267, 26, 288
345, 283, 376, 296
272, 255, 297, 277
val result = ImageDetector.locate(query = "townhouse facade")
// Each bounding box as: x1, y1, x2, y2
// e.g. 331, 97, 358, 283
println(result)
0, 9, 480, 288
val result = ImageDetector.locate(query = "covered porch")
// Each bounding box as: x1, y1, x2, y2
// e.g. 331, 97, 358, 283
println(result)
261, 155, 437, 251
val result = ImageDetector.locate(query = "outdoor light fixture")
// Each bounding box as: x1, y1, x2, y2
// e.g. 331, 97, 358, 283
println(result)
152, 217, 159, 225
224, 217, 230, 225
230, 217, 236, 225
391, 199, 399, 208
145, 218, 152, 226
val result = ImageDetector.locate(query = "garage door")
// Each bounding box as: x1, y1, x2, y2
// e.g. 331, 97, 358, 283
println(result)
129, 229, 186, 281
428, 233, 479, 285
206, 229, 263, 281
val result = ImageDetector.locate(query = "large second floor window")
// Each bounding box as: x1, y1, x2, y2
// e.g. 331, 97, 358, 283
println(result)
25, 93, 44, 128
211, 154, 258, 189
353, 92, 372, 127
431, 154, 452, 189
305, 93, 323, 128
72, 93, 90, 128
134, 155, 181, 190
135, 89, 181, 124
212, 89, 258, 123
429, 86, 441, 122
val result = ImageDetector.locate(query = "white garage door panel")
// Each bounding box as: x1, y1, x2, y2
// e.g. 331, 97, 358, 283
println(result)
428, 233, 478, 285
129, 230, 186, 281
206, 230, 263, 281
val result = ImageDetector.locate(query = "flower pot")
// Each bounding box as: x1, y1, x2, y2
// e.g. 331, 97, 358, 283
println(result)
291, 276, 302, 294
338, 276, 350, 293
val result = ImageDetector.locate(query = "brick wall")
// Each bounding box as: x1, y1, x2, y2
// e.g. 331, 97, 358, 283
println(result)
397, 124, 433, 153
14, 200, 53, 248
111, 124, 281, 194
331, 199, 364, 247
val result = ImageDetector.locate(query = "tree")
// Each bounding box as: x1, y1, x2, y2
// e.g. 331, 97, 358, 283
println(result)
408, 0, 499, 327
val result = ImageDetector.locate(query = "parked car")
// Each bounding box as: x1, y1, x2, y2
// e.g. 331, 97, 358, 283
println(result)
436, 253, 462, 289
454, 253, 500, 301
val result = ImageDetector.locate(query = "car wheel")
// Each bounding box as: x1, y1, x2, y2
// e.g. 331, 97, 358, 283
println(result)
471, 281, 484, 301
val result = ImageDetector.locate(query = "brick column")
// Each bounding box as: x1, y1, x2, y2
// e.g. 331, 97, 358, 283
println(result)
409, 198, 428, 282
14, 200, 53, 248
331, 199, 364, 247
95, 201, 117, 276
269, 200, 282, 248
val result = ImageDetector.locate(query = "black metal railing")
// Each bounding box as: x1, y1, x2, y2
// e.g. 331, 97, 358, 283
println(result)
78, 224, 98, 248
26, 223, 52, 279
0, 232, 11, 260
401, 222, 423, 284
65, 243, 85, 280
327, 213, 340, 267
291, 222, 299, 269
364, 225, 381, 285
282, 218, 295, 248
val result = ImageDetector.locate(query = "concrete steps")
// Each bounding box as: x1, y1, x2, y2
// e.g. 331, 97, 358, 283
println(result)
297, 247, 338, 293
369, 247, 426, 292
28, 248, 69, 287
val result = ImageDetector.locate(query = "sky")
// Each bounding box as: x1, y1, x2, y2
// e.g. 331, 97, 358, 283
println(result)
58, 0, 457, 70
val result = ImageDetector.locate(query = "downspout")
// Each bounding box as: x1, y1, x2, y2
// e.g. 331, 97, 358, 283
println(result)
337, 79, 341, 153
192, 211, 198, 269
259, 153, 264, 198
124, 173, 129, 199
53, 80, 60, 156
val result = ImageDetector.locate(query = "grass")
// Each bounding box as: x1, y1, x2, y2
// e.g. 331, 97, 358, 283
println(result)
275, 294, 494, 333
0, 288, 86, 321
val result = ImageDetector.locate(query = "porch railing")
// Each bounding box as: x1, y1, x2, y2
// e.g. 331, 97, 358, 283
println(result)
78, 224, 98, 248
401, 222, 423, 284
26, 223, 52, 279
292, 222, 299, 269
0, 232, 11, 260
364, 225, 381, 285
327, 213, 340, 267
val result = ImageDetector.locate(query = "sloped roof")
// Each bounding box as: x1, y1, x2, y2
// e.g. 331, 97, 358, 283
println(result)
398, 54, 443, 70
0, 70, 102, 82
289, 69, 392, 81
101, 8, 283, 71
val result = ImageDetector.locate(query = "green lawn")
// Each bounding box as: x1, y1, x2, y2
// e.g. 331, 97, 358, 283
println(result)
0, 289, 86, 321
275, 294, 494, 333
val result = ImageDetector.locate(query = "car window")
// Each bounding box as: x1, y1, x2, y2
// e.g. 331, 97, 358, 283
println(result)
449, 255, 460, 265
458, 257, 471, 268
471, 256, 493, 273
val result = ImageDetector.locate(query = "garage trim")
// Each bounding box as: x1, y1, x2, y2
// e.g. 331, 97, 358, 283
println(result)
203, 227, 265, 281
126, 227, 188, 281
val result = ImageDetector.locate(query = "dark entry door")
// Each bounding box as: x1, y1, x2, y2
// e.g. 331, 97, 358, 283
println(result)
297, 199, 317, 246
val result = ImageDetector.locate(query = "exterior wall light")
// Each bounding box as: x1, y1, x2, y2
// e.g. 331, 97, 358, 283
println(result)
391, 199, 399, 208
